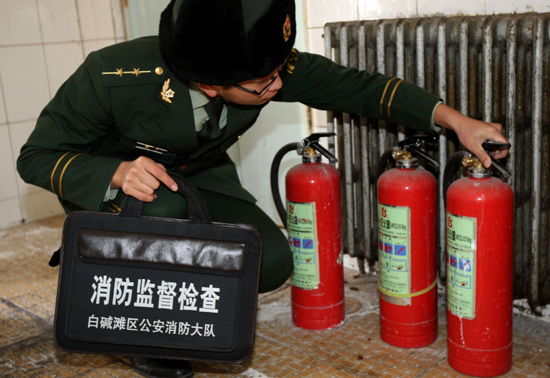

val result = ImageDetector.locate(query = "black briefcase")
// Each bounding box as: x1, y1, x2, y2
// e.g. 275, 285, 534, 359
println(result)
53, 173, 262, 363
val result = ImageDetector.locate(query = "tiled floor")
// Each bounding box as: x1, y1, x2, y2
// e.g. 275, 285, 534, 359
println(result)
1, 215, 549, 378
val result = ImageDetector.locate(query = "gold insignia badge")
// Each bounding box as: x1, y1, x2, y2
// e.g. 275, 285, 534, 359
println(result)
102, 67, 151, 77
283, 14, 291, 42
285, 48, 298, 74
161, 79, 175, 103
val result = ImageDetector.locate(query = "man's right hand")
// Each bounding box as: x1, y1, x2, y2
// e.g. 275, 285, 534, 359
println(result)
111, 156, 178, 202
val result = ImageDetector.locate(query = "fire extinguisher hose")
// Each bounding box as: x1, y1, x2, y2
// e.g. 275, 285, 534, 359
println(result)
378, 276, 438, 298
270, 142, 299, 228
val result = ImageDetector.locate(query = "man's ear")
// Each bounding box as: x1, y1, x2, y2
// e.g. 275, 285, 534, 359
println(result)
197, 83, 221, 98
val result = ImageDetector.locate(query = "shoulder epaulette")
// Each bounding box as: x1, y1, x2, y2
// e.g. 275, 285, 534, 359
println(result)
101, 60, 167, 87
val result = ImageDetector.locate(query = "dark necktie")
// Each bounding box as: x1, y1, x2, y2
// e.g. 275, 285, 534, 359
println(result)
197, 99, 224, 144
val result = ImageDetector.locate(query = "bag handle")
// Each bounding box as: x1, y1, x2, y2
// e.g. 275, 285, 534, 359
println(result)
120, 172, 212, 224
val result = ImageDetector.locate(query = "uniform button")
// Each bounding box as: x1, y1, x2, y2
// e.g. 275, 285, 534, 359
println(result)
155, 67, 164, 75
179, 165, 187, 171
238, 135, 242, 139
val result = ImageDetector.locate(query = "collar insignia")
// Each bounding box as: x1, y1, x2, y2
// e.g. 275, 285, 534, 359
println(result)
283, 15, 291, 42
161, 79, 175, 103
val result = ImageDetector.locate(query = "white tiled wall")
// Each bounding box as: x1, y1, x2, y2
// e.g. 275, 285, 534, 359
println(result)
306, 0, 550, 132
0, 0, 125, 229
0, 125, 18, 201
37, 1, 81, 43
78, 0, 117, 40
43, 43, 85, 98
306, 0, 358, 28
0, 1, 42, 46
0, 46, 51, 123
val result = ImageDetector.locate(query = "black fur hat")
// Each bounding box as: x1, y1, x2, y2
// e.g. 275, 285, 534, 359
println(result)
159, 0, 296, 85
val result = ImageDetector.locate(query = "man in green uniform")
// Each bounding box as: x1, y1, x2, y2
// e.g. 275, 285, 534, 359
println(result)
17, 0, 509, 377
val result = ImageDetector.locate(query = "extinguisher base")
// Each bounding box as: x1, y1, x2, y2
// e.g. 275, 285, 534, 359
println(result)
448, 340, 512, 377
380, 314, 438, 348
448, 355, 512, 377
380, 329, 437, 349
292, 311, 345, 331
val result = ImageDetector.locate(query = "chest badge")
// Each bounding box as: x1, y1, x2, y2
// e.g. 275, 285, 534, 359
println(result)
161, 79, 175, 103
283, 14, 291, 42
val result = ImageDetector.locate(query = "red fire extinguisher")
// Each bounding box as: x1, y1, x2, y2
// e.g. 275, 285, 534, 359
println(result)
376, 135, 440, 348
444, 141, 513, 377
271, 133, 344, 330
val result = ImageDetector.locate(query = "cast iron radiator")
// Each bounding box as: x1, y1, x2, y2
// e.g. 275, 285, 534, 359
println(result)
323, 13, 550, 311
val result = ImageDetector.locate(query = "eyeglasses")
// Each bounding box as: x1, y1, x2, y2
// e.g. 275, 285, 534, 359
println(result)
233, 73, 279, 96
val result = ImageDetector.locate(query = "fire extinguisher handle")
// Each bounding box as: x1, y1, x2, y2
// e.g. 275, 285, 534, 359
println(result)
408, 145, 441, 168
482, 140, 511, 151
302, 133, 338, 164
488, 156, 511, 180
309, 142, 338, 164
303, 132, 336, 144
397, 134, 440, 168
482, 141, 511, 180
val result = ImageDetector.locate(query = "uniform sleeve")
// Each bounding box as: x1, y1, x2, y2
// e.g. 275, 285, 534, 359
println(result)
275, 49, 442, 134
17, 51, 123, 211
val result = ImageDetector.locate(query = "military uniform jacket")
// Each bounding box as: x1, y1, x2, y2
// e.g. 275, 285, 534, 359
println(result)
17, 36, 440, 212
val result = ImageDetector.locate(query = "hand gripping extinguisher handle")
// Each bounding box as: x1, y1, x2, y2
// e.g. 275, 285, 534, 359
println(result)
443, 142, 512, 204
482, 141, 512, 180
270, 133, 338, 228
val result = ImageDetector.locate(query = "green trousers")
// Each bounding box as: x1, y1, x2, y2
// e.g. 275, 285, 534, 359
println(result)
101, 183, 293, 293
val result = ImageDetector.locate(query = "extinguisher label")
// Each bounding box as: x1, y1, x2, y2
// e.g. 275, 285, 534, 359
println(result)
446, 212, 477, 319
378, 203, 411, 300
287, 201, 320, 290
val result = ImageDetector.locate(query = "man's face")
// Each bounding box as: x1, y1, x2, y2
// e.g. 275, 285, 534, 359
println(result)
198, 66, 283, 106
